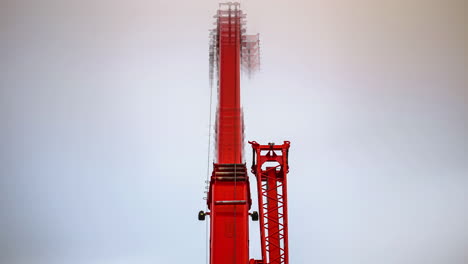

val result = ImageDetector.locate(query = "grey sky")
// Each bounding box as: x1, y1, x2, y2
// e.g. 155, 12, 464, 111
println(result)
1, 0, 467, 263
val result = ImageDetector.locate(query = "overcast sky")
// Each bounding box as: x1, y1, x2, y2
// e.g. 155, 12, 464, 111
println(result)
1, 0, 467, 264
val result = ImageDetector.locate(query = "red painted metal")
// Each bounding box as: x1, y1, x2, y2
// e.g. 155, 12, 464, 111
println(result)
206, 3, 253, 264
216, 8, 242, 164
203, 3, 290, 264
249, 141, 291, 264
207, 163, 251, 264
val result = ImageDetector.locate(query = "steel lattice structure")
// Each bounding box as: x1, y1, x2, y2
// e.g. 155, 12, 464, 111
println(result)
249, 141, 290, 264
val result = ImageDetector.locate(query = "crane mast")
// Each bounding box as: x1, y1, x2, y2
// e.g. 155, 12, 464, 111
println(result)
199, 3, 291, 264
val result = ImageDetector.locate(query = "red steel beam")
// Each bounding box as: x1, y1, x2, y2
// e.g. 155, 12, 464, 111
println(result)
207, 3, 251, 264
249, 141, 291, 264
203, 3, 263, 264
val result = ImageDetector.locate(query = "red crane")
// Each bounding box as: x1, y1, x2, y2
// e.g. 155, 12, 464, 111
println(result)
199, 3, 291, 264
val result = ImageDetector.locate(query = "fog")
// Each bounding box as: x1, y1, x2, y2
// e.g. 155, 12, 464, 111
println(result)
1, 0, 467, 263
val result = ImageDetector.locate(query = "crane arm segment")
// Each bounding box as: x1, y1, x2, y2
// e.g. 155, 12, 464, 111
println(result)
249, 141, 291, 264
200, 4, 292, 264
205, 3, 259, 264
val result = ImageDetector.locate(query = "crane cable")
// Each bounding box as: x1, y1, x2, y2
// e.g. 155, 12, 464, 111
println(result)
205, 47, 215, 264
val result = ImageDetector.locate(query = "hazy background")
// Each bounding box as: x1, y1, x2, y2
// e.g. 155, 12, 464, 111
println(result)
1, 0, 467, 263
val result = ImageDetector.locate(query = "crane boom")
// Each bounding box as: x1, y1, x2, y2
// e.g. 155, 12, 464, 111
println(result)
199, 3, 290, 264
207, 3, 251, 264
